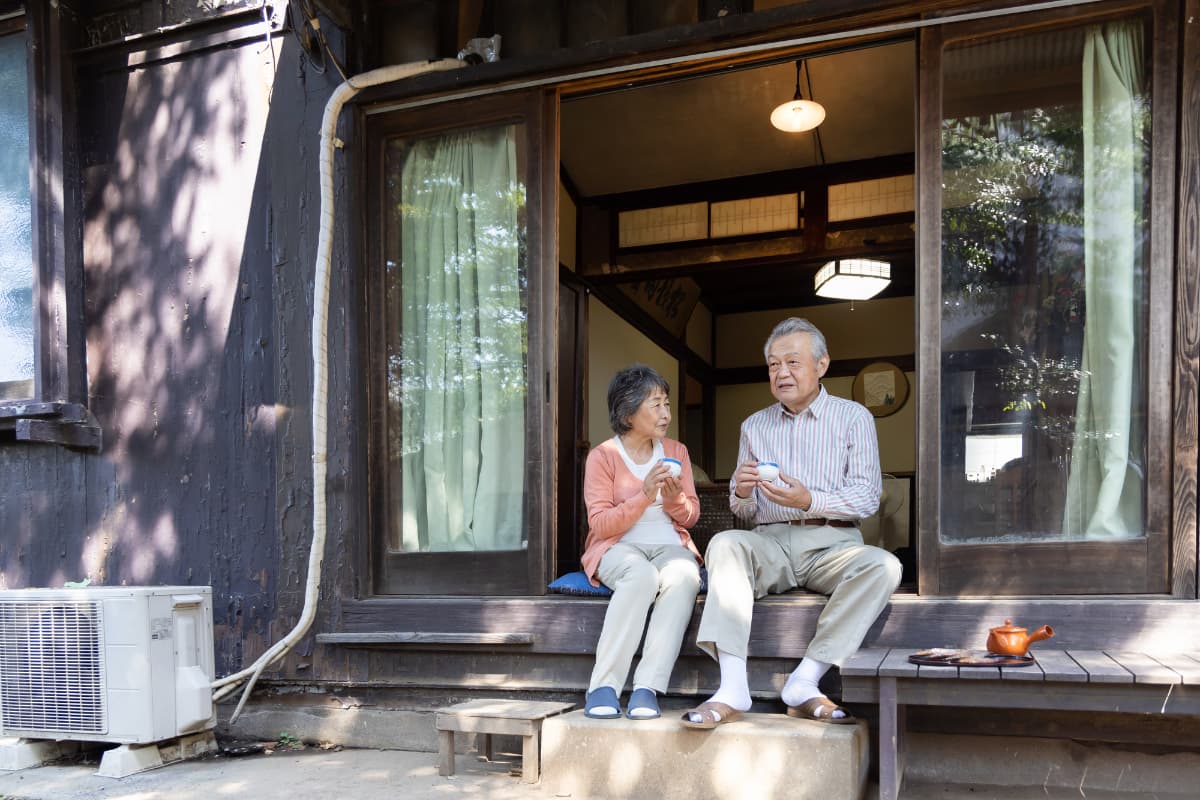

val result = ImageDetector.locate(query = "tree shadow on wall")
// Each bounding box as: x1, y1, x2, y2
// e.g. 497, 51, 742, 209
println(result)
0, 24, 344, 678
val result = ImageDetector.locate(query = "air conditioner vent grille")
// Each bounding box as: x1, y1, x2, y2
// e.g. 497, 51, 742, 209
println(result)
0, 600, 107, 734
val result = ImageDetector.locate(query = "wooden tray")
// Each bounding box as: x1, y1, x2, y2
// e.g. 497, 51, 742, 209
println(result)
908, 649, 1036, 667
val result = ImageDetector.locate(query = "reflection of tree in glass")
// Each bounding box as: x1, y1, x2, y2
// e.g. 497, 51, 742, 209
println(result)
942, 106, 1087, 434
942, 94, 1150, 423
939, 54, 1152, 539
943, 107, 1083, 309
979, 332, 1082, 441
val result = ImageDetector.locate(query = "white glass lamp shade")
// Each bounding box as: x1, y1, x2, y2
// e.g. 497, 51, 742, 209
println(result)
770, 98, 826, 133
814, 259, 891, 300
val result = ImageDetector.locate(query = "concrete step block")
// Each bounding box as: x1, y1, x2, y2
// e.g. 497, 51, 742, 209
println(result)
541, 710, 868, 800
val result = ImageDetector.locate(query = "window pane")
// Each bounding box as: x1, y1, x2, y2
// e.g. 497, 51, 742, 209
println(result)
940, 19, 1150, 543
382, 123, 529, 554
0, 32, 32, 385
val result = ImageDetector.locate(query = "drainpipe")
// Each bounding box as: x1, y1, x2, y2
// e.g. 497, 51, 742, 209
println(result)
210, 57, 464, 721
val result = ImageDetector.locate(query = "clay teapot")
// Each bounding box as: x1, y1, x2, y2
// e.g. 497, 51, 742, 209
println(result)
986, 618, 1054, 656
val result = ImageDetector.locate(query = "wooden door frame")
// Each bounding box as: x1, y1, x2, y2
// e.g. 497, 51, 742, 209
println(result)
916, 0, 1183, 595
360, 88, 557, 596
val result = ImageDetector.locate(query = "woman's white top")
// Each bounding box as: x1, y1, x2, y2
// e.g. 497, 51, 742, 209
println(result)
613, 436, 682, 546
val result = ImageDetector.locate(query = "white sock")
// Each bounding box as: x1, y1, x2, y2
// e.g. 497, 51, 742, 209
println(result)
627, 685, 658, 719
587, 687, 618, 717
781, 657, 845, 718
687, 651, 752, 723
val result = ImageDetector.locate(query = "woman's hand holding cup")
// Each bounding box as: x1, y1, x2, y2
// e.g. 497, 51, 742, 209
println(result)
658, 458, 684, 498
643, 462, 669, 500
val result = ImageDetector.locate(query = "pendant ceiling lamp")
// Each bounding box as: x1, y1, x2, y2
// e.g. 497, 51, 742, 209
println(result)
770, 59, 826, 133
814, 259, 891, 301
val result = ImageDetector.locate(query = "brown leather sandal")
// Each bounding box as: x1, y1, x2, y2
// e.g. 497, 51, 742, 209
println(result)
680, 701, 744, 729
785, 696, 856, 724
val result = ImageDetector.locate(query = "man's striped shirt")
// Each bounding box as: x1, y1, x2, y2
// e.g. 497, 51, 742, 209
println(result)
730, 386, 881, 523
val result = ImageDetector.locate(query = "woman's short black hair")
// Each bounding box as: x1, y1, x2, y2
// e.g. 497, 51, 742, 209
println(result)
607, 365, 670, 435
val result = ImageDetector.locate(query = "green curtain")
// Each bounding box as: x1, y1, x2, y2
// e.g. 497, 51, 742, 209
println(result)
398, 126, 527, 552
1062, 21, 1145, 540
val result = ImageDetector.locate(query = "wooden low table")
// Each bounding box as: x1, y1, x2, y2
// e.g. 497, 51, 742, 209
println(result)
841, 647, 1200, 800
435, 699, 574, 783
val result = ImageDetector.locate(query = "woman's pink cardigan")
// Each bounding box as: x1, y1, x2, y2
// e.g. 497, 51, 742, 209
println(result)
580, 437, 702, 587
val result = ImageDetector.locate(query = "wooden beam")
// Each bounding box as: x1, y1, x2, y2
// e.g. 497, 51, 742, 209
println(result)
27, 1, 85, 405
590, 154, 914, 208
336, 595, 1200, 658
584, 279, 715, 383
1147, 0, 1182, 594
1174, 0, 1199, 599
353, 1, 1029, 108
71, 6, 266, 61
14, 417, 101, 450
915, 23, 943, 595
848, 677, 1200, 715
584, 242, 915, 286
316, 631, 534, 647
0, 401, 70, 420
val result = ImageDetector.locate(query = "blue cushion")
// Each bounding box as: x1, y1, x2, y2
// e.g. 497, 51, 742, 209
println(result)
548, 571, 613, 596
547, 568, 708, 596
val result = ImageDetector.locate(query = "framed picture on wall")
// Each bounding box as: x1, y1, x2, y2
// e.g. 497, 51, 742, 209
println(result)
852, 361, 909, 418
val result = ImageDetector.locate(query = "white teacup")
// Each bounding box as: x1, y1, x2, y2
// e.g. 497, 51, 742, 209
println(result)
756, 461, 780, 482
661, 457, 682, 478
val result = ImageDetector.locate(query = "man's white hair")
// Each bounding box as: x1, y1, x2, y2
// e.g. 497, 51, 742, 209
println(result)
763, 317, 828, 362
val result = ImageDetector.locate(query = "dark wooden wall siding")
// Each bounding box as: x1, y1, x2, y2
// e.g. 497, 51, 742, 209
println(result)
78, 0, 263, 45
0, 445, 88, 587
364, 0, 932, 72
79, 40, 283, 677
0, 12, 349, 679
563, 0, 629, 46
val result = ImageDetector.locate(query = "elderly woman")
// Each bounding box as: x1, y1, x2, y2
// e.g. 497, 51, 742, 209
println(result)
581, 365, 703, 720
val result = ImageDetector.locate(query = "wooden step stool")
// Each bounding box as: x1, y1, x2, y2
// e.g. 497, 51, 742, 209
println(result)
435, 699, 574, 783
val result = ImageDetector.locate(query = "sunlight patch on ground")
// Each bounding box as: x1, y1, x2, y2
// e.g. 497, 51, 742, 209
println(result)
215, 781, 249, 796
405, 764, 440, 777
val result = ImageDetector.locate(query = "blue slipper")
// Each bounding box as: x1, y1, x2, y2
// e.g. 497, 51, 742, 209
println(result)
584, 686, 621, 719
625, 687, 660, 720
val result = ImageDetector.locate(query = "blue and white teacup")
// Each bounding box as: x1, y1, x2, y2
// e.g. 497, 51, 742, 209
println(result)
756, 461, 780, 482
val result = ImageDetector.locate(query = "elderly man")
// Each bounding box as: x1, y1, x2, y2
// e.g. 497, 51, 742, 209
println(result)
683, 317, 901, 728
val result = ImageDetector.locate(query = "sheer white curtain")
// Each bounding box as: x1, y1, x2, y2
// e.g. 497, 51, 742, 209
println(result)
397, 125, 527, 552
1063, 21, 1145, 539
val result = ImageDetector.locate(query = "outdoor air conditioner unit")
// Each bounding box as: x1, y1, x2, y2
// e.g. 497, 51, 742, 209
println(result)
0, 586, 215, 744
